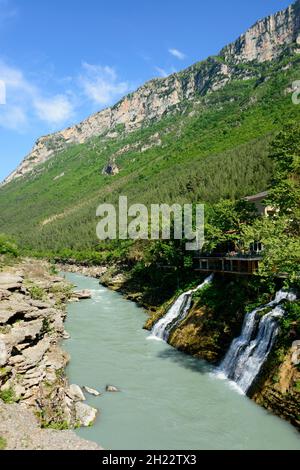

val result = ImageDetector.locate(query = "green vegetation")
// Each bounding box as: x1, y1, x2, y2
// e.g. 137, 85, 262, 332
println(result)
241, 122, 300, 287
36, 408, 70, 430
294, 381, 300, 393
0, 234, 19, 257
27, 285, 46, 301
0, 367, 10, 379
0, 49, 298, 318
41, 420, 69, 431
281, 301, 300, 339
0, 436, 7, 450
0, 387, 17, 404
41, 318, 52, 335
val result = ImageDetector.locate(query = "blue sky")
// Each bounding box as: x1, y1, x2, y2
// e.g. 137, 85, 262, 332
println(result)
0, 0, 293, 181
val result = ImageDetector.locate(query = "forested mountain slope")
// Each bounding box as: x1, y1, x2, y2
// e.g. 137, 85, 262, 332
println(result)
1, 1, 300, 252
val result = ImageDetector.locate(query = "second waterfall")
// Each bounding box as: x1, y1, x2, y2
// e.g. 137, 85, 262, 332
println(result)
150, 274, 214, 341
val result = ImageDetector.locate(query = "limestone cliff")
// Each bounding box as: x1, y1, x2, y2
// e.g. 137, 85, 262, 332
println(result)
3, 1, 300, 185
221, 0, 300, 63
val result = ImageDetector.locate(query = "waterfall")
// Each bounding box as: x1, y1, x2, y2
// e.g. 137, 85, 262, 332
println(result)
218, 290, 296, 394
151, 274, 214, 341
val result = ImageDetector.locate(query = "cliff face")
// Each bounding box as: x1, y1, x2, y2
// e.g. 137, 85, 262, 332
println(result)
2, 65, 230, 184
221, 0, 300, 63
3, 1, 300, 185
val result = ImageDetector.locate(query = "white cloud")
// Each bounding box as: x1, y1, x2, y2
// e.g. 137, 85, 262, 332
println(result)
34, 95, 74, 124
0, 60, 75, 129
168, 48, 186, 60
79, 62, 129, 105
0, 60, 34, 95
0, 59, 130, 132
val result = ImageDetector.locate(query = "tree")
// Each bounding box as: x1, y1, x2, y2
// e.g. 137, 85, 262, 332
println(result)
241, 122, 300, 286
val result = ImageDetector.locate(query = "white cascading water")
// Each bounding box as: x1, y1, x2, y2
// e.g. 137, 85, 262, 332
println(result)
150, 274, 214, 341
218, 290, 297, 394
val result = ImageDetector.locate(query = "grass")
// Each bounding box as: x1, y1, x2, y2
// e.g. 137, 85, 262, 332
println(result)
41, 421, 70, 431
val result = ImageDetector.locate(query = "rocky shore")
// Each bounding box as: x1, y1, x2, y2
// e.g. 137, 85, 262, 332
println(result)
57, 263, 153, 308
0, 258, 101, 450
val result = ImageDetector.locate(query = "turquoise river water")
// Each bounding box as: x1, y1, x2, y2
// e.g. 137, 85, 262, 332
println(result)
63, 272, 300, 450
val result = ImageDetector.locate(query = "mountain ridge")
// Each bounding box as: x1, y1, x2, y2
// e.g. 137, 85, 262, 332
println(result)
3, 0, 300, 185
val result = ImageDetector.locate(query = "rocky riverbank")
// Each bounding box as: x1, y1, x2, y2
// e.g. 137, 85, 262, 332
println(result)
250, 340, 300, 429
0, 258, 101, 450
58, 262, 156, 310
56, 262, 107, 280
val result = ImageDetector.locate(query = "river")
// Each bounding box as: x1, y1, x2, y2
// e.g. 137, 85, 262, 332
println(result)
63, 272, 300, 450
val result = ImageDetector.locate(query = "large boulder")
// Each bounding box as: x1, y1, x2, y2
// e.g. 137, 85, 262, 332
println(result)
75, 402, 98, 427
73, 290, 92, 300
67, 384, 86, 402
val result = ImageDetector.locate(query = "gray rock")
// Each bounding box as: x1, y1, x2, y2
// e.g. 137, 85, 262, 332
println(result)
0, 338, 8, 366
29, 299, 52, 309
5, 320, 43, 350
83, 386, 101, 397
11, 337, 51, 371
291, 351, 300, 366
73, 290, 92, 300
0, 273, 23, 291
0, 289, 11, 301
0, 300, 35, 324
51, 276, 65, 283
0, 401, 101, 449
291, 340, 300, 365
67, 384, 86, 402
75, 402, 98, 427
63, 331, 71, 340
106, 385, 120, 392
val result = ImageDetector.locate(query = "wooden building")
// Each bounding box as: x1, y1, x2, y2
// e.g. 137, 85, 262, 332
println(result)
194, 255, 261, 275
